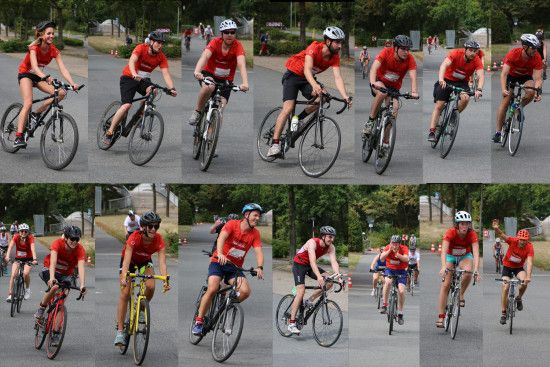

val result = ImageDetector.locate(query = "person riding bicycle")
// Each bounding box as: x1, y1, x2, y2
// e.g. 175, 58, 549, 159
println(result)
15, 20, 80, 149
115, 211, 171, 347
288, 225, 340, 334
369, 246, 386, 296
34, 226, 87, 345
492, 220, 534, 324
0, 226, 10, 254
407, 243, 420, 287
379, 235, 409, 325
359, 46, 371, 68
192, 203, 265, 336
103, 31, 177, 145
204, 25, 214, 44
266, 26, 353, 157
535, 29, 547, 80
10, 221, 18, 236
363, 35, 418, 140
493, 34, 543, 143
259, 31, 270, 56
209, 214, 239, 253
427, 40, 484, 142
184, 27, 193, 45
188, 19, 249, 127
436, 211, 480, 328
493, 237, 504, 269
124, 210, 141, 240
4, 223, 38, 302
427, 36, 434, 54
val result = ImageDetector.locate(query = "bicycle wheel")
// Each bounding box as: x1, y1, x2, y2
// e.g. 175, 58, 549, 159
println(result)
189, 286, 207, 345
46, 304, 67, 359
299, 116, 341, 178
200, 109, 221, 171
431, 109, 445, 149
119, 301, 131, 355
275, 294, 294, 337
10, 277, 18, 317
375, 115, 396, 175
191, 114, 204, 160
388, 292, 395, 335
507, 108, 523, 156
312, 300, 343, 347
133, 298, 150, 365
97, 101, 121, 150
439, 109, 460, 159
16, 277, 24, 313
128, 110, 164, 166
256, 107, 281, 162
450, 290, 461, 339
376, 284, 382, 309
411, 279, 415, 297
0, 103, 22, 153
211, 303, 244, 362
40, 112, 79, 170
34, 316, 47, 349
509, 297, 514, 335
444, 289, 453, 332
361, 130, 375, 163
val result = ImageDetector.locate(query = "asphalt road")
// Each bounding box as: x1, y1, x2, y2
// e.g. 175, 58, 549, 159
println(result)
0, 53, 88, 181
0, 238, 95, 366
181, 36, 254, 183
355, 47, 423, 183
88, 46, 182, 182
179, 224, 272, 366
422, 47, 492, 183
349, 253, 419, 367
95, 227, 178, 366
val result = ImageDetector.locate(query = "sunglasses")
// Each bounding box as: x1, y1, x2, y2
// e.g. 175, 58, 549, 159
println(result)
222, 31, 236, 35
145, 224, 160, 230
398, 47, 410, 51
19, 230, 28, 234
68, 237, 80, 242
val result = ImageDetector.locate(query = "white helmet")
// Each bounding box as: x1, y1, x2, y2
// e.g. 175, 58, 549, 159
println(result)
219, 19, 237, 32
454, 211, 472, 223
19, 223, 30, 231
521, 33, 540, 48
323, 26, 345, 41
496, 238, 501, 243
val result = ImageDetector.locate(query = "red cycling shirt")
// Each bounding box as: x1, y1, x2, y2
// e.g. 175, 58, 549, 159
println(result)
503, 237, 534, 268
444, 49, 483, 82
203, 37, 245, 81
43, 238, 86, 276
383, 244, 409, 270
477, 49, 485, 59
286, 41, 340, 77
504, 47, 543, 77
443, 228, 477, 257
12, 233, 35, 259
122, 231, 165, 264
375, 47, 416, 89
211, 219, 261, 268
122, 43, 168, 78
294, 238, 330, 265
18, 44, 60, 74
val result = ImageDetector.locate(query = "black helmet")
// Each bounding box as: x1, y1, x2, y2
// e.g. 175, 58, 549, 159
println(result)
393, 35, 412, 49
149, 31, 166, 43
63, 225, 82, 239
36, 21, 56, 32
140, 211, 162, 226
227, 213, 240, 220
320, 226, 336, 236
241, 203, 264, 214
464, 40, 480, 49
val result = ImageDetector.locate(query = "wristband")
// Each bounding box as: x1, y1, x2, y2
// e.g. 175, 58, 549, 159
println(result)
257, 266, 263, 270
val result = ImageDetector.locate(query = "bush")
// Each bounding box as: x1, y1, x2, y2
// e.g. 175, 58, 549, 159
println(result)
0, 39, 28, 52
117, 44, 134, 58
272, 238, 289, 258
255, 38, 316, 56
492, 8, 511, 44
63, 37, 84, 47
163, 231, 179, 256
52, 39, 65, 50
162, 45, 181, 58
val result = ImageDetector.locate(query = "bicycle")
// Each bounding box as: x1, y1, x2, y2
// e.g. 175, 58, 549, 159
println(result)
189, 250, 257, 362
0, 75, 84, 170
495, 252, 503, 274
369, 267, 385, 309
362, 85, 418, 174
0, 248, 7, 277
191, 78, 243, 171
383, 275, 402, 335
407, 267, 417, 296
257, 83, 350, 177
117, 270, 170, 366
442, 266, 476, 340
496, 277, 523, 334
498, 82, 541, 156
34, 278, 85, 359
184, 36, 191, 52
361, 60, 370, 80
7, 259, 34, 317
97, 81, 173, 166
275, 273, 345, 347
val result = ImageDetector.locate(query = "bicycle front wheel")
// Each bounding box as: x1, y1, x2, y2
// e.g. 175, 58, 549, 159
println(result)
508, 108, 523, 156
128, 110, 164, 166
200, 109, 221, 171
509, 297, 515, 335
361, 132, 375, 163
256, 107, 281, 162
450, 291, 461, 339
34, 317, 47, 349
191, 115, 203, 160
133, 298, 150, 366
119, 301, 131, 355
299, 116, 341, 178
16, 277, 24, 313
275, 294, 294, 337
97, 101, 121, 150
376, 285, 382, 309
388, 293, 396, 335
375, 115, 396, 175
46, 304, 67, 359
312, 300, 343, 347
10, 277, 18, 317
211, 302, 244, 363
0, 103, 22, 153
440, 109, 460, 159
40, 112, 79, 170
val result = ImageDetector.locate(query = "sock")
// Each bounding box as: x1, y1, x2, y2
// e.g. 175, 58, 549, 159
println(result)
16, 132, 23, 137
430, 128, 436, 133
289, 319, 295, 324
272, 139, 280, 144
195, 316, 204, 323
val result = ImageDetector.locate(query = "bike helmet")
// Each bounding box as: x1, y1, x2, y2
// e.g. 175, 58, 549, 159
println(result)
0, 226, 6, 231
227, 213, 240, 220
319, 226, 336, 236
128, 210, 135, 216
140, 211, 162, 226
363, 46, 367, 50
241, 203, 264, 214
521, 34, 540, 48
464, 40, 480, 49
535, 30, 544, 40
393, 35, 412, 49
63, 225, 82, 239
410, 245, 416, 251
219, 19, 238, 32
390, 235, 401, 243
149, 31, 166, 43
517, 229, 530, 240
495, 237, 501, 243
323, 26, 345, 41
36, 21, 56, 32
454, 211, 472, 223
19, 223, 30, 231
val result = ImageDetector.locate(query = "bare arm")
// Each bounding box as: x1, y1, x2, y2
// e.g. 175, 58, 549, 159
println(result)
328, 245, 340, 274
369, 59, 381, 86
525, 256, 533, 281
500, 64, 510, 94
128, 53, 140, 79
54, 54, 77, 86
441, 240, 450, 268
29, 50, 48, 79
253, 246, 264, 279
193, 48, 213, 77
472, 241, 480, 274
49, 250, 58, 281
303, 55, 321, 95
158, 247, 168, 276
438, 58, 452, 83
236, 54, 249, 90
120, 245, 133, 284
332, 66, 351, 102
160, 68, 175, 90
77, 259, 86, 290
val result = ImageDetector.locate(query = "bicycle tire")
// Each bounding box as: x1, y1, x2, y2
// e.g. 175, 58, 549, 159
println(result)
191, 115, 203, 160
46, 304, 67, 359
40, 112, 79, 170
34, 316, 47, 349
0, 103, 22, 153
312, 300, 343, 347
10, 276, 18, 317
509, 296, 514, 335
508, 108, 523, 156
119, 301, 131, 355
500, 117, 510, 148
440, 109, 460, 159
211, 302, 244, 362
275, 294, 294, 337
450, 290, 461, 339
411, 279, 415, 297
133, 298, 150, 366
299, 116, 341, 178
444, 287, 453, 332
256, 107, 282, 162
128, 110, 164, 166
200, 109, 221, 171
376, 285, 382, 309
361, 131, 375, 163
389, 291, 395, 335
375, 115, 396, 175
189, 286, 207, 345
17, 276, 24, 313
97, 101, 121, 150
430, 112, 444, 149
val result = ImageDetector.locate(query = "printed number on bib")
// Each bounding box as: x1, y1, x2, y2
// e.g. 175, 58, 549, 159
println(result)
509, 255, 522, 263
228, 248, 246, 259
451, 248, 467, 256
138, 71, 151, 78
214, 68, 230, 78
383, 72, 399, 82
389, 259, 400, 265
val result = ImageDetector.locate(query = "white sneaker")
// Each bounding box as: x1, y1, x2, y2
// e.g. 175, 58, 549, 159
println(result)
370, 289, 375, 297
6, 295, 12, 303
188, 111, 201, 126
288, 323, 300, 334
267, 143, 281, 157
24, 288, 31, 300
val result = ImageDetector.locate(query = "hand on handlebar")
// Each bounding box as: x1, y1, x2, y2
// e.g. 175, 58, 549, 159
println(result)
132, 74, 142, 82
194, 72, 204, 81
169, 88, 178, 97
217, 253, 229, 265
255, 267, 264, 279
502, 89, 510, 97
32, 259, 38, 265
239, 83, 249, 92
163, 281, 171, 292
312, 83, 324, 97
410, 91, 419, 99
317, 275, 326, 288
119, 273, 128, 287
438, 79, 447, 89
47, 278, 58, 289
439, 266, 447, 278
80, 286, 87, 295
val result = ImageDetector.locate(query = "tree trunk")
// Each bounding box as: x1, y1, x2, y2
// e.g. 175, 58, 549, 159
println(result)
111, 19, 114, 37
428, 183, 432, 222
81, 210, 85, 235
439, 191, 443, 225
152, 183, 157, 213
165, 184, 170, 218
340, 1, 352, 58
55, 4, 64, 47
288, 186, 296, 260
451, 184, 456, 219
298, 2, 306, 46
91, 211, 95, 238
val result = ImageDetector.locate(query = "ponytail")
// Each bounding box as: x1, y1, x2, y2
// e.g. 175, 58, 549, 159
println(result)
28, 29, 44, 48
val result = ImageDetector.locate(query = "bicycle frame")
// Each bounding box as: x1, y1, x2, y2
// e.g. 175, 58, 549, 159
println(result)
126, 272, 169, 336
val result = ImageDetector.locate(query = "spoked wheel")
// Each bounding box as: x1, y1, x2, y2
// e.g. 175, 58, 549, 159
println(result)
299, 116, 341, 178
192, 114, 204, 160
46, 305, 67, 359
0, 103, 22, 153
388, 293, 396, 335
40, 112, 79, 170
312, 300, 343, 347
211, 303, 244, 363
375, 115, 396, 175
200, 109, 221, 171
133, 298, 150, 366
256, 107, 282, 162
507, 108, 523, 156
10, 278, 18, 317
275, 294, 294, 337
444, 292, 453, 332
361, 119, 376, 163
34, 317, 47, 349
450, 291, 461, 339
509, 299, 514, 335
119, 302, 131, 355
128, 111, 164, 166
97, 101, 121, 150
439, 109, 460, 159
376, 285, 383, 309
189, 286, 207, 345
500, 117, 510, 148
16, 277, 24, 313
430, 110, 445, 149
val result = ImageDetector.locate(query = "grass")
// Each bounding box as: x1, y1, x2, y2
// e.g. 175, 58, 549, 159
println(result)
492, 43, 513, 62
95, 214, 178, 246
179, 225, 192, 238
419, 221, 454, 250
242, 39, 253, 68
348, 252, 361, 270
88, 35, 126, 54
257, 225, 272, 245
531, 240, 550, 271
36, 235, 95, 265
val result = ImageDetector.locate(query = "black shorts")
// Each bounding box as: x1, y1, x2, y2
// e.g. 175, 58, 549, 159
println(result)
370, 81, 399, 98
208, 262, 245, 284
199, 70, 233, 102
433, 79, 470, 102
292, 262, 327, 286
39, 268, 75, 286
408, 263, 418, 271
119, 76, 152, 104
282, 70, 313, 102
119, 256, 153, 274
506, 74, 533, 88
502, 266, 525, 278
18, 73, 42, 86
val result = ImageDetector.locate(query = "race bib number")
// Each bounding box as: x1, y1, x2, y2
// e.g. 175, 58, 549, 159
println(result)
228, 248, 245, 259
16, 251, 27, 257
451, 70, 466, 80
214, 67, 230, 77
138, 70, 151, 78
509, 255, 522, 263
451, 248, 467, 256
389, 259, 400, 265
383, 72, 399, 82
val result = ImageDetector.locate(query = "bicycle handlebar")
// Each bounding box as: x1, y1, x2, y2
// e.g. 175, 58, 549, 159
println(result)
202, 78, 243, 92
146, 82, 175, 95
127, 271, 171, 291
45, 279, 86, 301
369, 267, 386, 273
508, 82, 542, 95
8, 259, 35, 266
495, 278, 524, 284
444, 84, 475, 96
201, 250, 258, 277
371, 84, 420, 100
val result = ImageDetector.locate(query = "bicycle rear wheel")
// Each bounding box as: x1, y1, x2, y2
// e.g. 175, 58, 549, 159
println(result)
312, 300, 343, 347
275, 294, 294, 337
507, 108, 523, 156
128, 110, 164, 166
211, 303, 244, 362
119, 302, 131, 355
189, 286, 207, 345
299, 116, 341, 178
440, 109, 460, 159
0, 103, 22, 153
256, 107, 282, 162
200, 109, 221, 171
450, 290, 461, 339
97, 101, 121, 150
375, 115, 396, 175
40, 112, 79, 170
133, 298, 150, 366
46, 304, 67, 359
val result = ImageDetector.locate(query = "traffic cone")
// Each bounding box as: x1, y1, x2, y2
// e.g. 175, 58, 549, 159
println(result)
87, 256, 91, 264
493, 61, 498, 71
115, 50, 119, 57
183, 238, 188, 245
347, 274, 352, 289
438, 244, 442, 253
431, 243, 435, 253
486, 64, 491, 72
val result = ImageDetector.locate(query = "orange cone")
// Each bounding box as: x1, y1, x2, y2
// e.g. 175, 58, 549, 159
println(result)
347, 274, 352, 288
431, 243, 435, 253
438, 244, 442, 253
87, 256, 92, 264
486, 64, 491, 72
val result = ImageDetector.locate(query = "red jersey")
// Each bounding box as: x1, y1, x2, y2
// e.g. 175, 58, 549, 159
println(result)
478, 49, 485, 59
211, 220, 261, 268
12, 233, 35, 259
443, 49, 483, 81
503, 237, 534, 268
504, 47, 543, 77
43, 238, 86, 276
203, 37, 245, 81
383, 244, 409, 270
18, 44, 60, 74
427, 37, 433, 44
122, 231, 165, 264
286, 41, 340, 77
122, 43, 168, 78
293, 238, 331, 265
375, 47, 416, 89
443, 228, 477, 256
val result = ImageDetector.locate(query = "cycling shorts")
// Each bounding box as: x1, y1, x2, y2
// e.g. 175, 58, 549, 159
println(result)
292, 262, 327, 286
446, 252, 474, 264
39, 268, 75, 286
119, 76, 152, 104
208, 261, 245, 284
370, 82, 399, 98
119, 256, 153, 275
384, 268, 408, 286
18, 73, 42, 86
502, 266, 525, 278
408, 263, 418, 271
506, 74, 533, 88
281, 70, 313, 102
433, 79, 470, 102
199, 70, 233, 101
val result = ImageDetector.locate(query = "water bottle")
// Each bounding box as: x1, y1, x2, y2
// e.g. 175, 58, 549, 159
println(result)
290, 115, 299, 132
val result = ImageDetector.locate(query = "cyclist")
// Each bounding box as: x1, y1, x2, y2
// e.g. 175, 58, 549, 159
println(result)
204, 25, 214, 44
359, 46, 371, 72
407, 244, 420, 287
436, 211, 480, 328
209, 214, 239, 253
15, 20, 80, 149
4, 223, 38, 302
369, 246, 386, 296
0, 226, 10, 254
124, 210, 141, 240
380, 235, 409, 324
192, 203, 265, 336
363, 35, 418, 140
288, 226, 340, 334
183, 28, 193, 48
266, 26, 353, 157
493, 34, 543, 143
259, 31, 270, 56
199, 22, 205, 39
10, 221, 18, 236
427, 40, 484, 142
188, 19, 249, 126
102, 31, 177, 145
427, 36, 434, 54
535, 29, 547, 80
493, 237, 504, 270
115, 211, 170, 346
